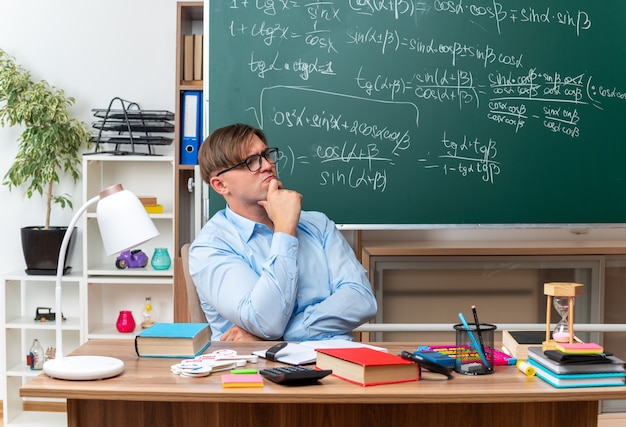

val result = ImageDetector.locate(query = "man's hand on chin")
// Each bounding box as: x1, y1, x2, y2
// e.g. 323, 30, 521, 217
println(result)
258, 178, 302, 235
221, 325, 263, 341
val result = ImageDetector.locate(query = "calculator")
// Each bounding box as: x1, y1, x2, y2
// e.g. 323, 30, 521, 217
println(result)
260, 366, 332, 385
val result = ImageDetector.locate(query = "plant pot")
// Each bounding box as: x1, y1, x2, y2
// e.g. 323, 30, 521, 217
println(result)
21, 226, 76, 275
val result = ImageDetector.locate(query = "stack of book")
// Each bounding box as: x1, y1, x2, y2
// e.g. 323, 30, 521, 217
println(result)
139, 196, 163, 214
527, 345, 626, 388
183, 34, 203, 82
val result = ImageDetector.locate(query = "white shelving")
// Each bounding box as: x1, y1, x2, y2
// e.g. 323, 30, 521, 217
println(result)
2, 154, 176, 425
85, 276, 173, 340
82, 154, 175, 340
82, 154, 175, 273
1, 272, 82, 426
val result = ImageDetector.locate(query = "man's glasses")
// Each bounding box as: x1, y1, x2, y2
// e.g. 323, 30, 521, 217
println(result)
216, 147, 279, 176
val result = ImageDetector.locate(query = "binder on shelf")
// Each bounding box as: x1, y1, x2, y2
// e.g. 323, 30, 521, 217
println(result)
183, 35, 194, 81
181, 90, 202, 165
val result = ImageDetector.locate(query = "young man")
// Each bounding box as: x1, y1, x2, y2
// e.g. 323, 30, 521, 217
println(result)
189, 123, 377, 341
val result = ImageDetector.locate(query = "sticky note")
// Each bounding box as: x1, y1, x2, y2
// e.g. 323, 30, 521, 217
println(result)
555, 342, 604, 354
221, 373, 264, 388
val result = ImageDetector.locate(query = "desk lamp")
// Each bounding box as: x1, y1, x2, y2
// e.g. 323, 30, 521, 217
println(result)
43, 184, 159, 380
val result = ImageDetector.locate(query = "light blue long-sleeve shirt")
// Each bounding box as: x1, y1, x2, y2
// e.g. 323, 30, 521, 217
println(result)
189, 206, 377, 341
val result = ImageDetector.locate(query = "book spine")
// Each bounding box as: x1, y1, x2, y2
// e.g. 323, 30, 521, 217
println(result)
193, 34, 203, 81
183, 35, 194, 81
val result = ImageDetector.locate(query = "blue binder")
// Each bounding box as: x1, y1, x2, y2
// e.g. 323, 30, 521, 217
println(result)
180, 90, 202, 164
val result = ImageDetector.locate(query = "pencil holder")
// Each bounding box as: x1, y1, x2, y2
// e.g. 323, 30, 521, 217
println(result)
453, 322, 496, 375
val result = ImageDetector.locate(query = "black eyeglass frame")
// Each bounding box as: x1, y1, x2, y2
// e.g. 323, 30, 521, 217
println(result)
215, 147, 279, 176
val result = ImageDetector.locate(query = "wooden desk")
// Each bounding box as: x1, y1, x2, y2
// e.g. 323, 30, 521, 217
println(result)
21, 340, 626, 427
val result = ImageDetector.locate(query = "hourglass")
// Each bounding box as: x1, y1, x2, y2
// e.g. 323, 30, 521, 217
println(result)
543, 282, 583, 350
552, 296, 571, 342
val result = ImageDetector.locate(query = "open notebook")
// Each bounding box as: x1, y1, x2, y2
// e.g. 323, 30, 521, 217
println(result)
253, 340, 387, 365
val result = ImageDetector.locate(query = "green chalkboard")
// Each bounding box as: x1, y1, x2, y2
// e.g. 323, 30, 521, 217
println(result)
207, 1, 626, 226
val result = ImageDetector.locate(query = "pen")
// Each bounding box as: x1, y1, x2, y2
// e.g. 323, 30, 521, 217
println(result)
471, 305, 490, 372
458, 312, 490, 370
399, 351, 453, 379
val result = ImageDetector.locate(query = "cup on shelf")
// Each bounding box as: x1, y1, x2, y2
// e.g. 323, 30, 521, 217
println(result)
151, 248, 171, 270
116, 310, 136, 333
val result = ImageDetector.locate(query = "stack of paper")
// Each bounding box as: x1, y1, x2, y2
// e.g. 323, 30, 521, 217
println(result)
253, 340, 387, 365
527, 346, 626, 388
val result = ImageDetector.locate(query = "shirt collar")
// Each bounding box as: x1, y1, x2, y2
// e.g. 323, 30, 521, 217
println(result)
224, 205, 271, 242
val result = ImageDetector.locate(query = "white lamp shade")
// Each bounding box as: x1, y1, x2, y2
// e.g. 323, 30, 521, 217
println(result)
96, 185, 160, 255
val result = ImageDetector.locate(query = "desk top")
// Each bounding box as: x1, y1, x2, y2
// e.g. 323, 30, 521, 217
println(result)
20, 340, 626, 404
361, 240, 626, 257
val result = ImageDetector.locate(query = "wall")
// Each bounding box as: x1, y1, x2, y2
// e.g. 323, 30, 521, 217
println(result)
0, 1, 181, 404
0, 0, 178, 278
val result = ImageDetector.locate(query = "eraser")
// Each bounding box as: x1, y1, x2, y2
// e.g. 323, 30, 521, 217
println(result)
461, 362, 484, 373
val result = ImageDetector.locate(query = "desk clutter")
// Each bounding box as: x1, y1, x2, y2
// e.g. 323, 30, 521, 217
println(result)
158, 337, 625, 390
141, 295, 624, 390
526, 345, 626, 388
170, 349, 259, 379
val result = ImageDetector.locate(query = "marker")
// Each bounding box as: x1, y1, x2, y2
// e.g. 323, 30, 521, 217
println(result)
230, 369, 258, 374
471, 305, 490, 372
516, 360, 536, 377
458, 312, 490, 370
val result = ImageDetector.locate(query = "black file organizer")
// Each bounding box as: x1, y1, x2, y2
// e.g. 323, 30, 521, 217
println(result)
88, 97, 174, 156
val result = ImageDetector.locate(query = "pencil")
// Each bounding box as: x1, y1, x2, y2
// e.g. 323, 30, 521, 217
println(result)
471, 305, 491, 372
458, 312, 490, 370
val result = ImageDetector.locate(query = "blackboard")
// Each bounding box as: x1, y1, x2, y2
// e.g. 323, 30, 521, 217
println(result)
207, 1, 626, 227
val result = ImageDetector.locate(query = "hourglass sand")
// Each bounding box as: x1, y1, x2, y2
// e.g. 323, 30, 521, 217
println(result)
543, 282, 584, 351
552, 296, 571, 342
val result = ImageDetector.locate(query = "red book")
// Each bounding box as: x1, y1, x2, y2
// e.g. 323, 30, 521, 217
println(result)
315, 347, 420, 386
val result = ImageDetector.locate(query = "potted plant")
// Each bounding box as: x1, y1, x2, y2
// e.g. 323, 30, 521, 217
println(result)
0, 49, 91, 275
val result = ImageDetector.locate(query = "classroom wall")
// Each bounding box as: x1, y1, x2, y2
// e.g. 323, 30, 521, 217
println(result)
0, 0, 178, 278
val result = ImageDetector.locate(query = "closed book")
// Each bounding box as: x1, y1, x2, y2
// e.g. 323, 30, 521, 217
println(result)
143, 204, 164, 214
183, 34, 194, 81
193, 34, 203, 80
530, 360, 626, 388
502, 330, 546, 360
138, 196, 158, 205
134, 323, 211, 358
315, 347, 420, 386
527, 346, 625, 375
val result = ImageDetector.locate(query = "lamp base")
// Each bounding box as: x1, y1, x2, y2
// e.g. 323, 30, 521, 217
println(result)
43, 355, 124, 380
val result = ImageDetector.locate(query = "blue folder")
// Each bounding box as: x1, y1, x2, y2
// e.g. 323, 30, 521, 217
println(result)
180, 90, 202, 164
